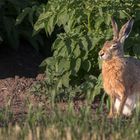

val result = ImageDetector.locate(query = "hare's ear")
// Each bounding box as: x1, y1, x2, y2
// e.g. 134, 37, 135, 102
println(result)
111, 17, 119, 40
119, 18, 134, 44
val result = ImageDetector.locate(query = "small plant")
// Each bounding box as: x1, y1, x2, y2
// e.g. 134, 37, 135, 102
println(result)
33, 0, 140, 100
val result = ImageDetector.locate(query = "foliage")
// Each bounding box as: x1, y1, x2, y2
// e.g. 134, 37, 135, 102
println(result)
33, 0, 140, 99
0, 0, 46, 50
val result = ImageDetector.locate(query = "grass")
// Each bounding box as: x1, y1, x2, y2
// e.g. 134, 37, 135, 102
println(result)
0, 97, 140, 140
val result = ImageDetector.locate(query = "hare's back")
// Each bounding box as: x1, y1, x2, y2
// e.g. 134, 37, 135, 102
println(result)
127, 57, 140, 69
126, 57, 140, 81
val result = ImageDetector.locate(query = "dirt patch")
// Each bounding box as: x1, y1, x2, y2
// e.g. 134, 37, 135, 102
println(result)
0, 43, 45, 121
0, 44, 108, 124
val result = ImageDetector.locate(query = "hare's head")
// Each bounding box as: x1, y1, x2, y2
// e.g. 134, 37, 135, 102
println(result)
99, 18, 134, 61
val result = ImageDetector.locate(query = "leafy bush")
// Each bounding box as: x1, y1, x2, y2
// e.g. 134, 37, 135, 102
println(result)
33, 0, 140, 100
0, 0, 46, 50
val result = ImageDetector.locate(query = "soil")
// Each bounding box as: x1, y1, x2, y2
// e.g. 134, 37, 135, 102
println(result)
0, 43, 108, 125
0, 43, 45, 123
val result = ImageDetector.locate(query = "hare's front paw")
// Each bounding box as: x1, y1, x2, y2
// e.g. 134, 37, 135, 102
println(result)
107, 112, 115, 118
107, 111, 119, 118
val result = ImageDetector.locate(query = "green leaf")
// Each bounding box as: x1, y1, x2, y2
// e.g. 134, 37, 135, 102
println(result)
16, 7, 31, 25
92, 74, 102, 96
40, 57, 56, 68
62, 72, 70, 87
44, 14, 56, 35
94, 17, 104, 29
64, 10, 75, 33
75, 58, 81, 73
65, 37, 72, 55
57, 8, 69, 26
80, 36, 88, 51
52, 38, 63, 50
119, 10, 127, 19
58, 58, 70, 73
73, 45, 81, 58
34, 11, 52, 32
56, 46, 68, 57
28, 6, 37, 26
98, 7, 103, 17
83, 60, 91, 72
105, 14, 111, 25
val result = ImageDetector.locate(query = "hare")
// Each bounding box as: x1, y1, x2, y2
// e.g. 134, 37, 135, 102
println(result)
99, 17, 140, 118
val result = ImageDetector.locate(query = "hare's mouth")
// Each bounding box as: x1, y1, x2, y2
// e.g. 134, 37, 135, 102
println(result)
99, 53, 110, 60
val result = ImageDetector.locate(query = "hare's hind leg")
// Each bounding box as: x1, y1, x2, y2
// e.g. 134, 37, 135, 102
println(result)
118, 95, 127, 116
108, 95, 115, 118
115, 94, 136, 116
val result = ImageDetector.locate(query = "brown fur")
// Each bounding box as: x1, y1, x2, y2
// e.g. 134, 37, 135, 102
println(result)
102, 57, 126, 99
99, 18, 140, 117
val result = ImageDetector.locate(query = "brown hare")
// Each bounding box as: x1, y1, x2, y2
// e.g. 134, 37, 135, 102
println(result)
99, 17, 140, 118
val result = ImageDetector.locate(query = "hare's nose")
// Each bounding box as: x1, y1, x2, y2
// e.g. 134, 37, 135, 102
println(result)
99, 52, 104, 57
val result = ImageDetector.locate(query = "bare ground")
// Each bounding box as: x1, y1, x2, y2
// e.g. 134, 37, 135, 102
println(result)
0, 44, 107, 125
0, 43, 45, 123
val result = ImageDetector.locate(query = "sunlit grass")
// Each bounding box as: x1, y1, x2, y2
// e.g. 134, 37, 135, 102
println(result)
0, 98, 140, 140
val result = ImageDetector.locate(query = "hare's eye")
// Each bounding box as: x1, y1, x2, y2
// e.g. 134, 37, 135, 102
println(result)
111, 44, 117, 49
112, 45, 117, 48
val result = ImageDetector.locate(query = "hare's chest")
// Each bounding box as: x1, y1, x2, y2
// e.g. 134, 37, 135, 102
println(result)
102, 65, 124, 96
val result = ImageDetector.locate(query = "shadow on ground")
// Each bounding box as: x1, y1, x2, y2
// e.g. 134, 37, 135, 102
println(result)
0, 43, 44, 79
